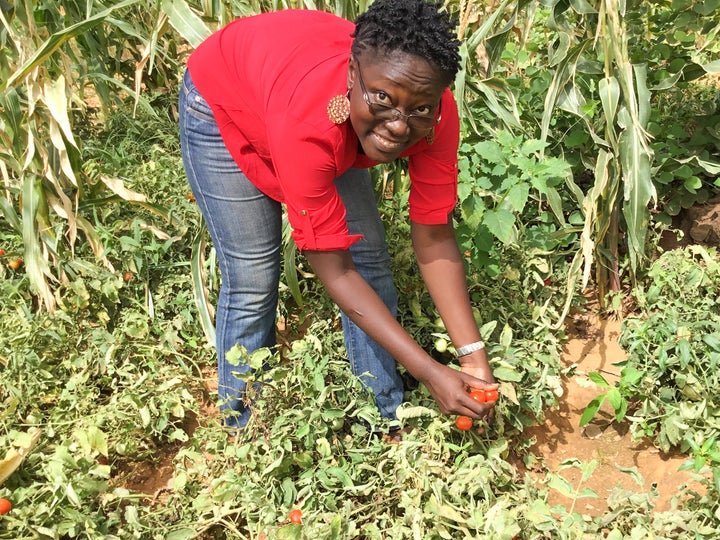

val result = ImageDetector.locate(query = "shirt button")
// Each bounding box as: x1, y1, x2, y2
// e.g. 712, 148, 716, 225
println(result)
301, 210, 307, 215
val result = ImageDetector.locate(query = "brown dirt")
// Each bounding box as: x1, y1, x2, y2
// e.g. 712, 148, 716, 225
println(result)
660, 196, 720, 249
521, 309, 703, 516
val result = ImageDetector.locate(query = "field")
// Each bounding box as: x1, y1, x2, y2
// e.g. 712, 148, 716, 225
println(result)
2, 1, 720, 538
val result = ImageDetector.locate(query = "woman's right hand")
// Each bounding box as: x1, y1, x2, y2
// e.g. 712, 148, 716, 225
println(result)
420, 361, 498, 419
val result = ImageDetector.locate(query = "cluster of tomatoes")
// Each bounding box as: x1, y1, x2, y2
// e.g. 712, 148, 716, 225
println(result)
455, 388, 499, 431
0, 249, 22, 271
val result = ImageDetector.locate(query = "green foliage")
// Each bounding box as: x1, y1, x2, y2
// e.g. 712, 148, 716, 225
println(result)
456, 129, 577, 258
3, 1, 720, 538
582, 246, 720, 459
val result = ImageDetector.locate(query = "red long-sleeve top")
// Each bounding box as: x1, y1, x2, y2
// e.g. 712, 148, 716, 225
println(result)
188, 9, 460, 251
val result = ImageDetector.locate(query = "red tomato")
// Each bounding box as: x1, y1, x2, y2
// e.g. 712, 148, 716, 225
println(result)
0, 249, 5, 256
288, 509, 302, 524
7, 258, 22, 270
469, 388, 499, 403
0, 498, 11, 514
455, 416, 473, 431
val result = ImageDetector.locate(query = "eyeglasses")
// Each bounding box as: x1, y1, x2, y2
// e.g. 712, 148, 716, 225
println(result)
354, 58, 442, 130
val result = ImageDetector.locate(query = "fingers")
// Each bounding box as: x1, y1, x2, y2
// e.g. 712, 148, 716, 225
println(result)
459, 371, 499, 391
455, 391, 497, 420
456, 378, 499, 420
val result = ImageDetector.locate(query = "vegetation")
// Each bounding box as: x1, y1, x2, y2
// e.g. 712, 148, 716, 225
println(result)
1, 0, 720, 538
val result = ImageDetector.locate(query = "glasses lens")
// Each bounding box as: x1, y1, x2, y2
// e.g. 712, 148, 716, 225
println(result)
407, 116, 435, 129
367, 102, 395, 118
368, 102, 435, 129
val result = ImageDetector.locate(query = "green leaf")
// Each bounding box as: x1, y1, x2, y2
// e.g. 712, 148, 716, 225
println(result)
579, 396, 605, 426
587, 372, 610, 388
492, 365, 523, 382
606, 388, 627, 421
703, 334, 720, 352
161, 0, 212, 48
507, 183, 530, 213
165, 529, 195, 540
701, 59, 720, 74
277, 524, 303, 540
619, 366, 643, 386
598, 76, 620, 127
570, 0, 598, 13
2, 0, 142, 91
483, 207, 516, 244
546, 474, 575, 498
191, 222, 216, 346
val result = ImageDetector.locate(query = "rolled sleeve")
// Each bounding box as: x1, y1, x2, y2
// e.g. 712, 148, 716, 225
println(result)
270, 116, 362, 251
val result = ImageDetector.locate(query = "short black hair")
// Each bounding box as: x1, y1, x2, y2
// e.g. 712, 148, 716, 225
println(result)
351, 0, 461, 87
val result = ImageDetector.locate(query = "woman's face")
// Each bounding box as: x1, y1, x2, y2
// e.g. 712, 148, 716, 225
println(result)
348, 49, 446, 163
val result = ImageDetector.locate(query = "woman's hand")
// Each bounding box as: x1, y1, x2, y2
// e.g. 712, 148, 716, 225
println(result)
419, 361, 497, 420
458, 349, 497, 427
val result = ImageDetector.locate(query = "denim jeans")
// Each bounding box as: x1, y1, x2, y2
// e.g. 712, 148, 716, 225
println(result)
179, 70, 404, 428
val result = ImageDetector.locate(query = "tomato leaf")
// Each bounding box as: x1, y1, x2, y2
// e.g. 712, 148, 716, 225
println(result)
587, 372, 610, 388
579, 396, 605, 426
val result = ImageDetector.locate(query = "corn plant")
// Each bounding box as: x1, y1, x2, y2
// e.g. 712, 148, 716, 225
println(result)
529, 0, 720, 317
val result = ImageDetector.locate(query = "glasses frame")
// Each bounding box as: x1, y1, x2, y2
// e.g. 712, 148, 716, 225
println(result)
353, 57, 442, 131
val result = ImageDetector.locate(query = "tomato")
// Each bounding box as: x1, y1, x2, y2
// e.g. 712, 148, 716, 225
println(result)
469, 388, 499, 403
0, 249, 5, 256
0, 498, 11, 514
455, 416, 473, 431
288, 508, 302, 524
186, 193, 196, 202
7, 258, 22, 270
123, 272, 133, 282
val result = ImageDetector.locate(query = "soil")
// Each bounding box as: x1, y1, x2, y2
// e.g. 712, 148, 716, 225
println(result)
521, 309, 703, 516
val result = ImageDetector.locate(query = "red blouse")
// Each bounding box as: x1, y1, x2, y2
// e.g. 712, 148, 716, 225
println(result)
188, 9, 459, 251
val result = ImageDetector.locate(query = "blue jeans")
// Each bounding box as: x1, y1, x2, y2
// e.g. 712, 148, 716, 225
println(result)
179, 70, 404, 428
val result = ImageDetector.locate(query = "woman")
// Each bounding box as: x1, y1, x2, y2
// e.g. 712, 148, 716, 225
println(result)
179, 0, 497, 432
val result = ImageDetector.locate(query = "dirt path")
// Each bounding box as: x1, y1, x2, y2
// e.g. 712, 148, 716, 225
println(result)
522, 309, 701, 515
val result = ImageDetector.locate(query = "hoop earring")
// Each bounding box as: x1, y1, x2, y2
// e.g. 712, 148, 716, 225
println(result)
327, 91, 351, 124
425, 127, 435, 145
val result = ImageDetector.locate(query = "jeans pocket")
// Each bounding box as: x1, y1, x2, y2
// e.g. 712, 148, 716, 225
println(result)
182, 72, 216, 122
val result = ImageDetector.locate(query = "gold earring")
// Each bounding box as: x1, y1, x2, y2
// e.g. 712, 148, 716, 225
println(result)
327, 91, 351, 124
425, 127, 435, 145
